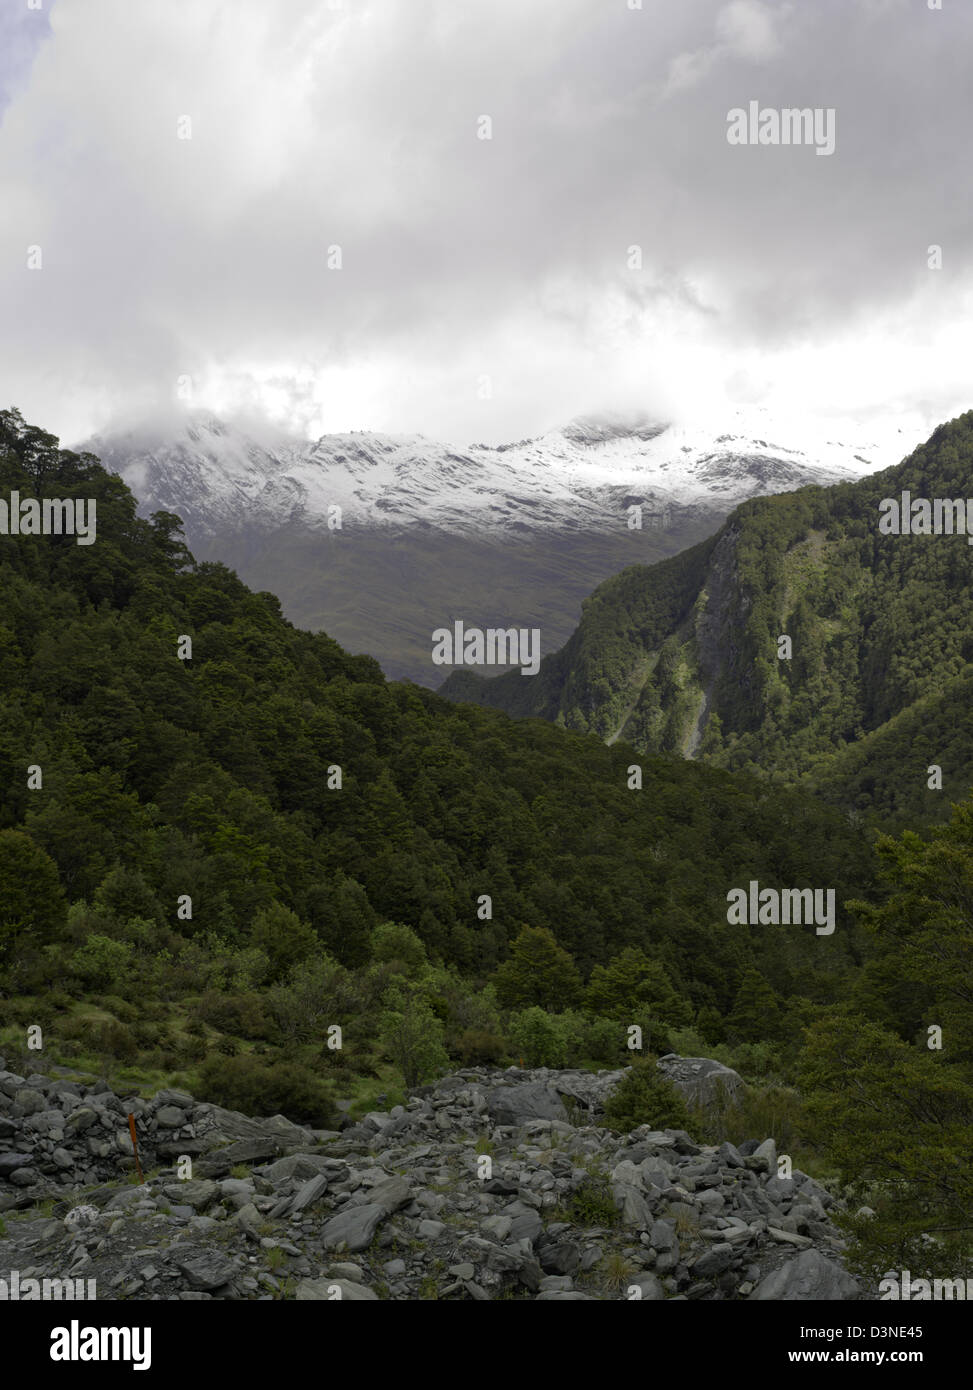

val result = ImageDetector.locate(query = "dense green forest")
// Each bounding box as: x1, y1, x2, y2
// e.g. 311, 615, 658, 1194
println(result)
444, 411, 973, 830
0, 406, 969, 1279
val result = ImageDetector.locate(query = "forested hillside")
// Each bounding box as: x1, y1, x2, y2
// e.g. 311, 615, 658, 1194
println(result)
443, 411, 973, 828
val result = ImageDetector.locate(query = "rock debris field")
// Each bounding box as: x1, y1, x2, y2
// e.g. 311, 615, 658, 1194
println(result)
0, 1055, 866, 1301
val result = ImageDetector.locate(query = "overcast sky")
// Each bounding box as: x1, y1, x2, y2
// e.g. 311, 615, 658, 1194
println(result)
1, 0, 971, 448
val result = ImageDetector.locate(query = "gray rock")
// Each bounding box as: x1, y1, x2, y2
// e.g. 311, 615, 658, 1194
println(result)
539, 1240, 580, 1275
692, 1243, 735, 1277
11, 1088, 45, 1116
367, 1175, 411, 1213
289, 1173, 329, 1214
628, 1273, 665, 1300
321, 1203, 386, 1252
506, 1208, 543, 1244
486, 1082, 567, 1127
8, 1168, 40, 1186
161, 1180, 218, 1211
656, 1055, 744, 1109
750, 1138, 777, 1173
418, 1220, 446, 1238
0, 1153, 34, 1177
260, 1154, 334, 1184
649, 1218, 676, 1251
64, 1107, 99, 1134
614, 1182, 653, 1229
749, 1249, 861, 1301
173, 1248, 239, 1291
535, 1290, 596, 1300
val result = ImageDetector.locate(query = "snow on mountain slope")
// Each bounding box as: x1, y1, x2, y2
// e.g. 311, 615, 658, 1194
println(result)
86, 406, 914, 542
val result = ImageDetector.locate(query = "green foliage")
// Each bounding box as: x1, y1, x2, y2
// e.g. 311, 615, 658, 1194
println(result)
250, 902, 317, 980
0, 830, 67, 965
4, 406, 970, 1267
584, 948, 691, 1026
508, 1006, 562, 1068
565, 1176, 620, 1227
602, 1059, 692, 1135
727, 968, 785, 1044
195, 1052, 334, 1126
379, 985, 450, 1088
493, 926, 582, 1011
70, 934, 134, 991
449, 411, 973, 829
370, 920, 428, 977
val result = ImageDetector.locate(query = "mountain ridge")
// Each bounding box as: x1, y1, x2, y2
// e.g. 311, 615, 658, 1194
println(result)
81, 407, 903, 685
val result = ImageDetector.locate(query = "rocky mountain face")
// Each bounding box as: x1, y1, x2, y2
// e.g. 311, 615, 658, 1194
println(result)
0, 1055, 864, 1301
83, 409, 887, 686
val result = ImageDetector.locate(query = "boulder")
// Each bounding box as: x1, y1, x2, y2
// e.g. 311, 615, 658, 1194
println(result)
749, 1249, 861, 1301
656, 1055, 744, 1108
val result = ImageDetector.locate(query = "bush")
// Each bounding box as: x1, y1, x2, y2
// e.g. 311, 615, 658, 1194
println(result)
70, 936, 134, 991
566, 1177, 619, 1227
451, 1028, 507, 1066
92, 1020, 138, 1062
602, 1059, 692, 1134
379, 985, 449, 1087
192, 991, 269, 1040
508, 1006, 563, 1068
195, 1052, 334, 1126
583, 1015, 626, 1065
250, 902, 317, 980
371, 921, 428, 977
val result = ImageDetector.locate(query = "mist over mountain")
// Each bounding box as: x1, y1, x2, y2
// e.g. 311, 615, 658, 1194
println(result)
85, 407, 893, 687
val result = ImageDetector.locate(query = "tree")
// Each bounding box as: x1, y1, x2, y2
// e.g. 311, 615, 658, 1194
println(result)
508, 1007, 562, 1068
250, 901, 317, 980
370, 920, 428, 977
802, 802, 973, 1281
0, 829, 66, 962
602, 1058, 692, 1134
727, 968, 783, 1043
379, 985, 449, 1088
585, 947, 691, 1025
493, 926, 582, 1010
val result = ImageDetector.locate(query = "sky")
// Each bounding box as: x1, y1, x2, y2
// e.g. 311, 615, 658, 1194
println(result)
1, 0, 971, 449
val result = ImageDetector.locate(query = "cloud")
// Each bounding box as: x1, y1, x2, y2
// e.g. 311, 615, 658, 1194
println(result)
0, 0, 970, 448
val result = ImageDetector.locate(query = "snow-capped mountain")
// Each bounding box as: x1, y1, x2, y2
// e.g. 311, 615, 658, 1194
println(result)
87, 406, 902, 543
82, 408, 918, 686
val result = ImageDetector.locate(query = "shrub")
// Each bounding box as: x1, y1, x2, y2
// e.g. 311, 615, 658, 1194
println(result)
451, 1028, 507, 1066
379, 985, 449, 1088
195, 1053, 334, 1126
602, 1059, 692, 1134
371, 921, 428, 977
566, 1177, 619, 1227
250, 902, 318, 980
92, 1020, 138, 1061
70, 936, 134, 991
508, 1006, 562, 1068
192, 991, 269, 1040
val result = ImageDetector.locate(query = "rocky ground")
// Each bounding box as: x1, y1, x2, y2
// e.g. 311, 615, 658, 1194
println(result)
0, 1054, 866, 1301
